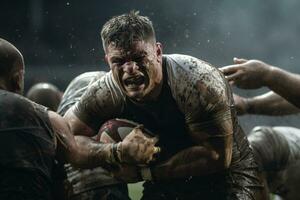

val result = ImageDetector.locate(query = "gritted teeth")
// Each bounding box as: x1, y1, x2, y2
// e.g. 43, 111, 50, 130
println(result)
124, 75, 145, 86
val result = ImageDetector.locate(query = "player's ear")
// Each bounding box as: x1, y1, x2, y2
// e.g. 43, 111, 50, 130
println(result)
104, 54, 112, 69
10, 70, 24, 95
156, 42, 162, 62
104, 54, 108, 63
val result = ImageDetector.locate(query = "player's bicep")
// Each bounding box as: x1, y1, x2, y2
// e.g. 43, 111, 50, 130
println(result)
185, 67, 234, 167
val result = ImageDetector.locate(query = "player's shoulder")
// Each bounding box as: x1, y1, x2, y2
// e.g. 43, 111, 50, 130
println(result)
69, 71, 107, 89
0, 90, 30, 106
164, 54, 216, 73
74, 71, 106, 81
164, 54, 225, 88
0, 90, 46, 115
83, 71, 125, 105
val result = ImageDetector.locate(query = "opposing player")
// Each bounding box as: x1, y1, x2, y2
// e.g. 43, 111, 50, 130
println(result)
57, 71, 131, 200
248, 126, 300, 200
64, 12, 266, 199
0, 37, 157, 199
26, 82, 63, 111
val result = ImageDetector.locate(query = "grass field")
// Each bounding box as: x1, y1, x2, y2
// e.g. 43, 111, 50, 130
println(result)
128, 182, 144, 200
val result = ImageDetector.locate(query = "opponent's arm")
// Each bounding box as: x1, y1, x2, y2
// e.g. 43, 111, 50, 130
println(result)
221, 58, 300, 109
49, 111, 158, 168
234, 91, 300, 116
263, 66, 300, 109
64, 107, 95, 137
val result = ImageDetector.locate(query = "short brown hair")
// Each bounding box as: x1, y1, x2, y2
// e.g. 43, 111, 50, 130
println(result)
101, 11, 156, 51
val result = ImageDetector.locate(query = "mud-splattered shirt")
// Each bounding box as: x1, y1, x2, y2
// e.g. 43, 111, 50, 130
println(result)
58, 71, 106, 115
73, 54, 263, 199
249, 126, 300, 198
75, 54, 232, 136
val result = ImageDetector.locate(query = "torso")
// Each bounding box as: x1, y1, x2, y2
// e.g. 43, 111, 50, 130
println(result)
0, 89, 56, 199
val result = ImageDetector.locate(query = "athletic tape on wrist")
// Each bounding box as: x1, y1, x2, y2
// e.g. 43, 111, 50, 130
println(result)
112, 143, 120, 163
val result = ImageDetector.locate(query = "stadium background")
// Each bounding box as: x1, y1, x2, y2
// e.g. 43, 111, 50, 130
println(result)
1, 1, 300, 199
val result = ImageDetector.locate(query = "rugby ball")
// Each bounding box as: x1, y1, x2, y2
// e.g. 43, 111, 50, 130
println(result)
95, 118, 154, 143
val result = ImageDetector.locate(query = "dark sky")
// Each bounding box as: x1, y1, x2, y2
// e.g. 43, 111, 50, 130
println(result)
1, 0, 300, 131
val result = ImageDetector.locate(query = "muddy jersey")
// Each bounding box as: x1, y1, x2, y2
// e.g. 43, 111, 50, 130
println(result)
0, 89, 56, 199
58, 71, 126, 196
249, 126, 300, 198
58, 71, 106, 115
73, 54, 263, 199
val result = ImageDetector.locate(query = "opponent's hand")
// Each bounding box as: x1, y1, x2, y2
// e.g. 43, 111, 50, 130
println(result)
220, 58, 272, 89
233, 93, 249, 115
120, 125, 160, 165
111, 164, 142, 183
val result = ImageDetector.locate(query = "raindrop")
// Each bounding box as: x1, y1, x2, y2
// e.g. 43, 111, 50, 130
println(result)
66, 2, 70, 6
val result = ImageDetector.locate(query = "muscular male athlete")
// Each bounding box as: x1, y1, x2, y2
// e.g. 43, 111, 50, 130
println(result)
64, 12, 266, 199
0, 38, 157, 200
58, 71, 130, 200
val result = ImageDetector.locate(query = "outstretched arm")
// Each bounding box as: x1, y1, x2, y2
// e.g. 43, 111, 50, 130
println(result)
220, 58, 300, 109
234, 92, 300, 116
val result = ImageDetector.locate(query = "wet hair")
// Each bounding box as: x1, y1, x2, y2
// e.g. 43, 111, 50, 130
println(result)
0, 38, 23, 78
101, 11, 156, 51
26, 82, 62, 111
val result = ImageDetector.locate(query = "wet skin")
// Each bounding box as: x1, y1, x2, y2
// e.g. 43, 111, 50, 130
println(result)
105, 40, 163, 102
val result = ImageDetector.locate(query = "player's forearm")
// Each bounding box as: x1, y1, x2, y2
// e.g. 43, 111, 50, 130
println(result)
151, 145, 225, 181
69, 136, 117, 169
264, 66, 300, 109
63, 108, 96, 137
246, 91, 300, 115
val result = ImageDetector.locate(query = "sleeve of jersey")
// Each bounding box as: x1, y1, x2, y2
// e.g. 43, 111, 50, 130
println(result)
168, 55, 233, 138
73, 76, 123, 131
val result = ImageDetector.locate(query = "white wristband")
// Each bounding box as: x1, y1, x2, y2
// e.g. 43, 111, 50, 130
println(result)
140, 167, 152, 181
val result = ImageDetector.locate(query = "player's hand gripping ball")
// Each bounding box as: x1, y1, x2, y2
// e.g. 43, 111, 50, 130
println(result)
95, 118, 160, 165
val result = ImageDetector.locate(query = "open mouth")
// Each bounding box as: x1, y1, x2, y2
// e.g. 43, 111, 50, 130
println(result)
123, 75, 145, 88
